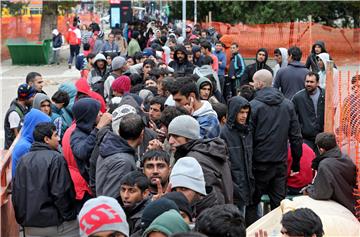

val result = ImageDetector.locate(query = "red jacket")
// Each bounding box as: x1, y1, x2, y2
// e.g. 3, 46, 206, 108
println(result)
75, 77, 106, 113
287, 143, 315, 189
62, 123, 92, 200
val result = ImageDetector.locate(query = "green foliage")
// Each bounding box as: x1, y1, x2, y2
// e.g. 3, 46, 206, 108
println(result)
168, 0, 360, 28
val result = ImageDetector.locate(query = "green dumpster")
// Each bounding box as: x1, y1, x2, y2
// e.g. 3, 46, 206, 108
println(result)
6, 38, 52, 65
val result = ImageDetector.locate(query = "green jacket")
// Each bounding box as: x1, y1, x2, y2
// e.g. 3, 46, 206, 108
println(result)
128, 39, 141, 57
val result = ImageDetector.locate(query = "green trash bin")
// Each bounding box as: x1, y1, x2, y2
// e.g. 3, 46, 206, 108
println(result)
6, 38, 52, 65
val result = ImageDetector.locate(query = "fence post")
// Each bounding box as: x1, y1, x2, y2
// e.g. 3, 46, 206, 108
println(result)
308, 15, 312, 52
324, 60, 334, 132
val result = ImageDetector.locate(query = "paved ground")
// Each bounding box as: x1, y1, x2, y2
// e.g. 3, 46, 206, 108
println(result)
0, 46, 359, 148
0, 46, 80, 147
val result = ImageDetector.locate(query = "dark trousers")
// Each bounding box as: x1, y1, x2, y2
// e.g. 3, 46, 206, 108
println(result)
68, 44, 80, 65
224, 76, 240, 102
218, 75, 225, 94
246, 162, 287, 226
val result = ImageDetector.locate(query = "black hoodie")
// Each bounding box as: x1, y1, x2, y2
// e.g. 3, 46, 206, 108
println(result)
240, 48, 273, 86
168, 45, 195, 77
220, 96, 255, 206
305, 40, 327, 73
71, 98, 101, 182
250, 87, 303, 171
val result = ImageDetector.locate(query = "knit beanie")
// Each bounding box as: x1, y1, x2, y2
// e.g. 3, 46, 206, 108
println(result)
170, 157, 206, 196
112, 75, 131, 94
162, 192, 193, 221
140, 198, 180, 231
78, 196, 129, 237
168, 115, 200, 140
112, 56, 126, 71
112, 104, 137, 135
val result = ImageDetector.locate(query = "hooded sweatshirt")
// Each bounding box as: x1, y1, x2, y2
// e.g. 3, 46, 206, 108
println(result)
196, 77, 213, 100
96, 131, 136, 200
168, 45, 195, 77
12, 109, 51, 177
272, 47, 288, 80
32, 93, 62, 137
70, 98, 101, 183
192, 100, 220, 139
305, 40, 327, 73
59, 82, 77, 113
193, 65, 221, 95
87, 53, 109, 97
220, 96, 255, 206
142, 210, 190, 237
250, 87, 302, 171
240, 48, 273, 86
317, 52, 338, 90
75, 78, 106, 112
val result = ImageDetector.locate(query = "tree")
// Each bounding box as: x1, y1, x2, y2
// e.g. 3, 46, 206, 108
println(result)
39, 1, 78, 40
168, 0, 360, 28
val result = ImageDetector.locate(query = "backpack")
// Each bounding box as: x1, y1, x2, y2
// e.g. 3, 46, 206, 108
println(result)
68, 29, 79, 45
89, 70, 109, 98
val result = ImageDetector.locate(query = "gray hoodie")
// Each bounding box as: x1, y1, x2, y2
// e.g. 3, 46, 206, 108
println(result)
32, 93, 51, 110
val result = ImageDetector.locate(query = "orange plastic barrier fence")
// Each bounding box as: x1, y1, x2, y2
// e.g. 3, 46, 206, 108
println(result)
1, 13, 99, 61
325, 69, 360, 218
205, 21, 360, 66
0, 135, 20, 237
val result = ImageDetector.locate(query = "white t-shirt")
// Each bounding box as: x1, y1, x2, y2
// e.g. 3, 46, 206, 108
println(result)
8, 111, 21, 129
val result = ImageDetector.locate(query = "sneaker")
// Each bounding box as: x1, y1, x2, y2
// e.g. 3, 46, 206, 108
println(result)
68, 64, 71, 69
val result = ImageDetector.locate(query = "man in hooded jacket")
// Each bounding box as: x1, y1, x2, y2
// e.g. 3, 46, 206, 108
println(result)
11, 109, 51, 177
69, 98, 111, 198
220, 96, 255, 221
305, 40, 336, 73
87, 53, 110, 98
169, 45, 195, 77
247, 69, 302, 225
240, 48, 273, 86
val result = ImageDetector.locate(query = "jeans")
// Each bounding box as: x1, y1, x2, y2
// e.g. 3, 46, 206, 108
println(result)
24, 220, 79, 237
51, 50, 60, 64
68, 44, 80, 65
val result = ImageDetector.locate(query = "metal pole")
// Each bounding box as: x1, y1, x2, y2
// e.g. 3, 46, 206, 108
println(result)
182, 0, 186, 39
194, 0, 197, 25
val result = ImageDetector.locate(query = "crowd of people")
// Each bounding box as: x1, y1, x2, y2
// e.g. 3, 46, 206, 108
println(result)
4, 17, 359, 237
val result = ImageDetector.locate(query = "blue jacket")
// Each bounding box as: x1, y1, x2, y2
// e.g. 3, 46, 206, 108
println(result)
192, 101, 220, 139
12, 109, 51, 177
70, 98, 101, 183
214, 50, 227, 76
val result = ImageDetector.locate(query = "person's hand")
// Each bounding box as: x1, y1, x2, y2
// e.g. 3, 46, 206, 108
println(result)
147, 139, 164, 151
184, 97, 194, 114
96, 112, 112, 129
151, 179, 172, 201
255, 229, 268, 237
289, 170, 299, 176
149, 120, 158, 131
